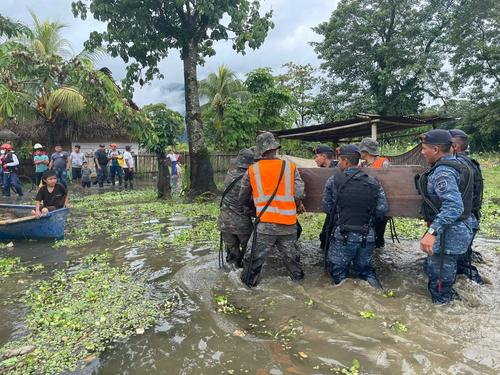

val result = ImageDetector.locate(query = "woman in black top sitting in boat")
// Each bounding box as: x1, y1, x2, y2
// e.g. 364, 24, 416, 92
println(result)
32, 170, 69, 219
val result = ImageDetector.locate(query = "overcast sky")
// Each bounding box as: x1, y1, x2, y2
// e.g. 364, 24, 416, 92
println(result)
2, 0, 339, 113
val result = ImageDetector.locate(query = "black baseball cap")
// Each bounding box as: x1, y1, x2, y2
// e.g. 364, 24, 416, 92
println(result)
99, 144, 105, 147
420, 129, 452, 145
314, 144, 334, 154
449, 129, 468, 139
339, 144, 361, 156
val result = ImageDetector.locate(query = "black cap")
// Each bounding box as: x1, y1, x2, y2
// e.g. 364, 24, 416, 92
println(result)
449, 128, 468, 139
339, 144, 361, 156
420, 129, 452, 145
99, 144, 105, 148
314, 144, 334, 154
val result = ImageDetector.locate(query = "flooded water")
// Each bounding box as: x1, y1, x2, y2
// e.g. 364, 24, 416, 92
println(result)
0, 186, 499, 374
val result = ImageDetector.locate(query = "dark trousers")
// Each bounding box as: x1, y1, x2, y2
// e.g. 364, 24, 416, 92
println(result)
424, 254, 460, 304
54, 168, 68, 188
96, 165, 108, 187
222, 232, 250, 267
241, 233, 303, 287
35, 172, 44, 187
72, 167, 82, 181
2, 172, 23, 196
328, 238, 379, 286
456, 230, 483, 284
123, 168, 134, 187
375, 217, 388, 248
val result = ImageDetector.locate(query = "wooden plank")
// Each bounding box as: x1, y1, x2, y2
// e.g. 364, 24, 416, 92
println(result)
298, 166, 426, 218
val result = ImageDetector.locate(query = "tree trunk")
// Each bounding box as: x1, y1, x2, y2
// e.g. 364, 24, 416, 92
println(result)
156, 152, 171, 199
182, 40, 217, 197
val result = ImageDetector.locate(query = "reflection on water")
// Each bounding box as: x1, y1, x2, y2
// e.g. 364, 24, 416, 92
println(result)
0, 191, 499, 374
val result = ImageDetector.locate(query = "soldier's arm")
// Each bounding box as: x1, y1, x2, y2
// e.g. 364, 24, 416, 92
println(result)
293, 168, 305, 200
238, 171, 253, 209
429, 168, 464, 234
375, 184, 389, 219
322, 176, 337, 214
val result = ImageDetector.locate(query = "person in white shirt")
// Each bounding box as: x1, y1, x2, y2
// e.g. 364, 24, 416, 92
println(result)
70, 145, 86, 182
123, 145, 135, 189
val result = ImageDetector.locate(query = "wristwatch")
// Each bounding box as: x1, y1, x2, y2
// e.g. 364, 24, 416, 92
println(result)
427, 227, 437, 236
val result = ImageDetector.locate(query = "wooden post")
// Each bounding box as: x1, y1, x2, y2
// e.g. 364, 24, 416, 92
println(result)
371, 123, 377, 140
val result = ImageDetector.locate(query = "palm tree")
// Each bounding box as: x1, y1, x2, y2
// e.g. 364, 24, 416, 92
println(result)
199, 65, 247, 147
0, 12, 114, 148
199, 65, 247, 127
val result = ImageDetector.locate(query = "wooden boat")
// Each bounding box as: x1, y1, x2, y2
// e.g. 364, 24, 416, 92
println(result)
298, 166, 426, 218
0, 204, 68, 240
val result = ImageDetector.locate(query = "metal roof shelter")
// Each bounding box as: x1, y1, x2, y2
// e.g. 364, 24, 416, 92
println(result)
272, 113, 454, 142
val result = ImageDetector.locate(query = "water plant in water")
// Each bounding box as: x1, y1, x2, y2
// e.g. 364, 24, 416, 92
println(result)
0, 253, 172, 374
0, 257, 44, 278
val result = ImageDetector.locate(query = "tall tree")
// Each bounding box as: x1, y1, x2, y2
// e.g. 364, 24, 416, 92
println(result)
199, 65, 246, 144
0, 14, 30, 39
279, 62, 319, 127
72, 0, 274, 197
141, 104, 185, 199
312, 0, 457, 120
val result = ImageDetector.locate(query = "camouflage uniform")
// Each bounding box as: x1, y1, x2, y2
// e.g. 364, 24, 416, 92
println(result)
323, 167, 388, 287
218, 149, 254, 267
239, 132, 305, 287
422, 155, 473, 303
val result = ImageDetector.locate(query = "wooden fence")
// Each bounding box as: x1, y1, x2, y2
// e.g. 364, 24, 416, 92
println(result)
18, 152, 237, 178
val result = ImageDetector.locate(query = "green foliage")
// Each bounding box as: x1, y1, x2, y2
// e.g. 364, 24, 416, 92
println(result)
278, 62, 319, 127
0, 253, 171, 374
203, 67, 295, 151
312, 0, 454, 119
0, 257, 44, 278
140, 104, 184, 154
72, 0, 274, 94
0, 14, 30, 39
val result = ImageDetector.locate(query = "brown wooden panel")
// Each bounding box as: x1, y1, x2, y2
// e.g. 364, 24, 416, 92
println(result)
298, 166, 426, 218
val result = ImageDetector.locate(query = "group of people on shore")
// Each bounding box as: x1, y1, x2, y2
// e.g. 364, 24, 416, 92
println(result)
218, 129, 483, 304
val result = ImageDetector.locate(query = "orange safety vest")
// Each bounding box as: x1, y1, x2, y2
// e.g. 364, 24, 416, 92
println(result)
371, 157, 388, 169
248, 159, 297, 225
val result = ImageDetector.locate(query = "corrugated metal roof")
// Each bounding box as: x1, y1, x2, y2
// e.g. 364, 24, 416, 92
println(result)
272, 114, 455, 142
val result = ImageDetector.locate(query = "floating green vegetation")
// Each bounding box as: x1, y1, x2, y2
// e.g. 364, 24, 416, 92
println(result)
383, 290, 396, 298
359, 310, 378, 319
0, 257, 44, 278
264, 318, 303, 341
214, 295, 243, 314
391, 321, 408, 333
0, 253, 172, 375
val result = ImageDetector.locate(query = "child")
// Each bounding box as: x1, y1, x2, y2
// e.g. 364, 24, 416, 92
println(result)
81, 161, 92, 190
33, 144, 49, 187
32, 170, 69, 218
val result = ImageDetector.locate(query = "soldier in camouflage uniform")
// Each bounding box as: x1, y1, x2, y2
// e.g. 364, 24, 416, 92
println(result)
239, 132, 305, 287
322, 144, 388, 289
450, 129, 484, 284
417, 129, 473, 303
217, 148, 254, 268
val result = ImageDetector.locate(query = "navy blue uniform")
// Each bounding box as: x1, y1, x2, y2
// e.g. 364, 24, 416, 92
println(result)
322, 168, 388, 287
422, 155, 473, 303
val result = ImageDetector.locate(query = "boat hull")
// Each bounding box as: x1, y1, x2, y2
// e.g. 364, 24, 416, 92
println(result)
0, 204, 68, 240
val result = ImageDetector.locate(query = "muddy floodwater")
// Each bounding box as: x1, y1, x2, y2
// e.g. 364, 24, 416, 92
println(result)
0, 190, 499, 375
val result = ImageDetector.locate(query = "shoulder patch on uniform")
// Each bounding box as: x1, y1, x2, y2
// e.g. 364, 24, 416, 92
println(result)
436, 179, 448, 193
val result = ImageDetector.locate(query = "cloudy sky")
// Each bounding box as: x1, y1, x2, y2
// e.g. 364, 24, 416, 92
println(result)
2, 0, 339, 113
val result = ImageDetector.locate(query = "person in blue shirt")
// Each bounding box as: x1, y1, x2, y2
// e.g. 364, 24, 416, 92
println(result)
322, 144, 388, 289
417, 129, 473, 303
33, 143, 49, 187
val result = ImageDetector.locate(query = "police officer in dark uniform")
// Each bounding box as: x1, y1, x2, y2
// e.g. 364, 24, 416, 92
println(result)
322, 144, 388, 288
313, 144, 337, 168
449, 129, 484, 284
417, 129, 474, 303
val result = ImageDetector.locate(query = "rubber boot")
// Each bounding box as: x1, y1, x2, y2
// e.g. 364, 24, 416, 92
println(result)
118, 176, 123, 187
365, 276, 383, 289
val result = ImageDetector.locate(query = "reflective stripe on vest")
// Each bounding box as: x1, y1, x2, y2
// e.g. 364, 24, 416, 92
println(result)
248, 159, 297, 225
371, 157, 388, 169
